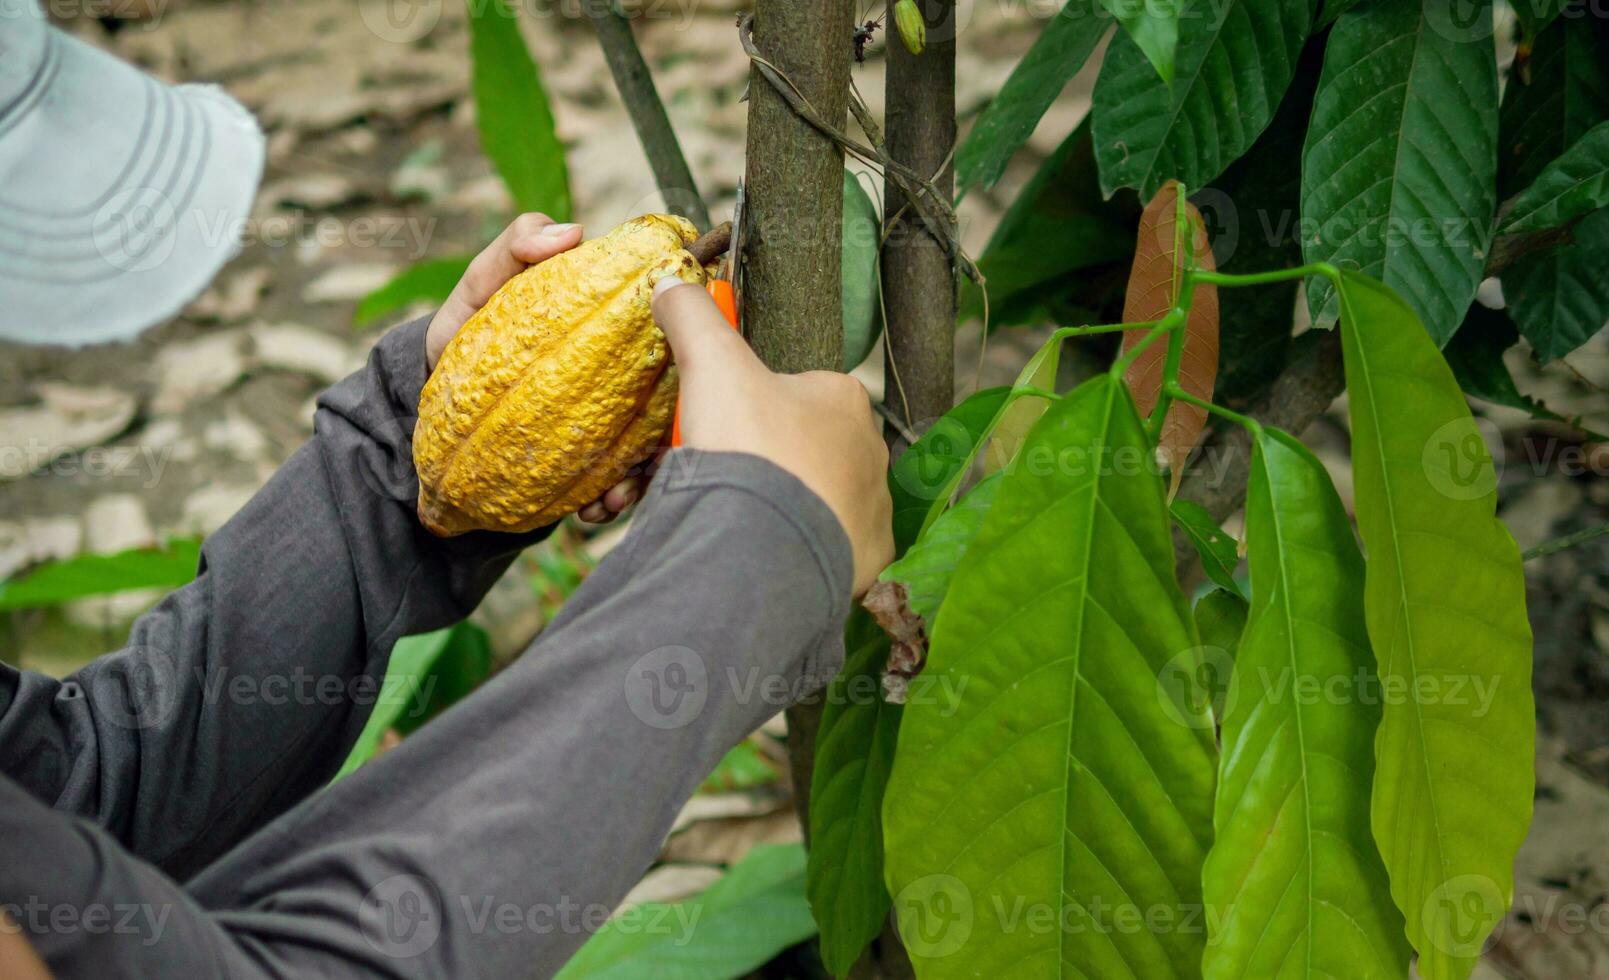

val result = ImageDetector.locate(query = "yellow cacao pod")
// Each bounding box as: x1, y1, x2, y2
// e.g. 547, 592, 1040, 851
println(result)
894, 0, 925, 55
413, 214, 706, 536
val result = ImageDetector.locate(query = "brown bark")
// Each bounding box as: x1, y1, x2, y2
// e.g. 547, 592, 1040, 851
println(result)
741, 0, 854, 377
741, 0, 853, 849
583, 0, 710, 230
881, 0, 958, 435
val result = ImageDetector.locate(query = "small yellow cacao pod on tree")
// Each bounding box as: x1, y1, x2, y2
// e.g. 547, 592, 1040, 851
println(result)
413, 214, 708, 536
894, 0, 925, 55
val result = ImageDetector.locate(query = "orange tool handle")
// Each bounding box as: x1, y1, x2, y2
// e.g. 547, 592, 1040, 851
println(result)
669, 279, 738, 447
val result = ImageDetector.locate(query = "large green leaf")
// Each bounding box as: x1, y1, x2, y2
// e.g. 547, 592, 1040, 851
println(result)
1091, 0, 1313, 200
842, 171, 884, 371
1495, 12, 1609, 359
807, 612, 902, 977
1335, 270, 1534, 980
354, 255, 473, 327
1097, 0, 1180, 83
1497, 10, 1609, 197
1316, 0, 1364, 26
883, 374, 1216, 979
956, 1, 1109, 192
1499, 120, 1609, 233
1170, 498, 1244, 599
1444, 302, 1607, 435
1512, 0, 1571, 39
1193, 588, 1247, 661
889, 387, 1010, 554
1502, 206, 1609, 360
1202, 426, 1408, 979
468, 0, 571, 220
1301, 0, 1499, 345
963, 119, 1136, 328
557, 844, 815, 979
0, 538, 201, 611
881, 474, 1003, 625
335, 622, 493, 779
1203, 31, 1325, 404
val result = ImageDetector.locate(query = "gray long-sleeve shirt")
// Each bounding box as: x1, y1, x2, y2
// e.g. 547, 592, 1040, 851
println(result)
0, 315, 851, 977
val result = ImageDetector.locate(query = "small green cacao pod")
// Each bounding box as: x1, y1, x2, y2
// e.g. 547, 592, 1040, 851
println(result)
894, 0, 925, 55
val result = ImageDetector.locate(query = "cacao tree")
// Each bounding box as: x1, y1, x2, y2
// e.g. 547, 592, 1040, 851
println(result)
339, 0, 1606, 975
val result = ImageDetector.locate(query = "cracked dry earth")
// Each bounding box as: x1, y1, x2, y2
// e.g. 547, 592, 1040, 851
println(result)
3, 3, 1609, 975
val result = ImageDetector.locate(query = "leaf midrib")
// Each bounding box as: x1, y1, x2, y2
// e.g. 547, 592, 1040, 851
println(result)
1057, 378, 1116, 979
1256, 440, 1317, 979
1343, 288, 1453, 932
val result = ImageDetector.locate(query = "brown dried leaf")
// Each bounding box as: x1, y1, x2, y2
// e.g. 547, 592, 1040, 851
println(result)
862, 580, 927, 703
1119, 180, 1220, 487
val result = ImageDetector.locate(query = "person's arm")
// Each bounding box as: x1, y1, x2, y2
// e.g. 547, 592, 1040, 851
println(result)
0, 279, 894, 980
0, 313, 532, 880
0, 447, 852, 978
0, 216, 613, 881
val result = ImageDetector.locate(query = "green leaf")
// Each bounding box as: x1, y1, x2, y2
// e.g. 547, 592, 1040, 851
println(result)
1301, 0, 1499, 345
355, 256, 473, 327
1444, 302, 1607, 435
468, 0, 571, 220
1170, 498, 1244, 599
1203, 32, 1325, 404
1500, 120, 1609, 232
1497, 10, 1609, 197
335, 622, 493, 779
557, 844, 815, 979
1192, 588, 1247, 660
982, 342, 1059, 474
0, 539, 201, 611
1512, 0, 1571, 37
1316, 0, 1364, 26
884, 374, 1216, 979
889, 387, 1010, 554
1495, 12, 1609, 360
701, 740, 778, 794
1503, 206, 1609, 360
961, 119, 1135, 328
1202, 426, 1409, 979
1097, 0, 1180, 84
807, 612, 901, 977
880, 474, 1003, 624
842, 171, 884, 371
1335, 269, 1534, 980
1092, 0, 1313, 200
956, 1, 1110, 191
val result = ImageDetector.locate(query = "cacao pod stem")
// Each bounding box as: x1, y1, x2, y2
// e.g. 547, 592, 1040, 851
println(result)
688, 221, 733, 266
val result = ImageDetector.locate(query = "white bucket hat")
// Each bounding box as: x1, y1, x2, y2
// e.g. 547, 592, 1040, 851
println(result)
0, 0, 264, 346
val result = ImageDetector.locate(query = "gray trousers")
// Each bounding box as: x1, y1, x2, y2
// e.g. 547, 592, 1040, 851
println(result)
0, 316, 850, 977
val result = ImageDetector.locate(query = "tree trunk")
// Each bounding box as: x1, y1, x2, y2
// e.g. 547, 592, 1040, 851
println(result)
840, 5, 962, 978
582, 0, 710, 230
881, 0, 957, 435
740, 0, 854, 837
741, 0, 853, 377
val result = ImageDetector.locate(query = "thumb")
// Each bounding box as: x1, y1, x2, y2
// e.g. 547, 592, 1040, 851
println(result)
652, 277, 759, 383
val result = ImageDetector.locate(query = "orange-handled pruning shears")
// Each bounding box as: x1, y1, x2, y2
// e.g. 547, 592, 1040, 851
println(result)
670, 180, 744, 448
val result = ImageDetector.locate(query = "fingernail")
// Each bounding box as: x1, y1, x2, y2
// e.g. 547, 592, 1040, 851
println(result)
539, 222, 580, 238
653, 275, 691, 299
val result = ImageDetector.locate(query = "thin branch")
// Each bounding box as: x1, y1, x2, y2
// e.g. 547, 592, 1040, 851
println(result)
1172, 329, 1347, 573
1524, 522, 1609, 561
583, 0, 711, 230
